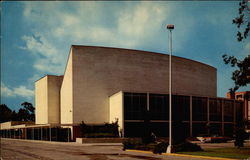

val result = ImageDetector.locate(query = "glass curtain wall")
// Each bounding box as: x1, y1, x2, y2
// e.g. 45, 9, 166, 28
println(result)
123, 92, 242, 138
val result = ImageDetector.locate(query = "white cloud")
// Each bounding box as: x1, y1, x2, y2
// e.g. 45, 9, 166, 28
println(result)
1, 82, 34, 99
1, 82, 14, 97
13, 86, 34, 98
118, 2, 166, 37
22, 1, 172, 48
21, 33, 65, 74
19, 1, 176, 77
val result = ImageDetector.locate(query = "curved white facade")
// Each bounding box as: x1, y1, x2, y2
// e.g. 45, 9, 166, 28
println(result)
58, 45, 217, 124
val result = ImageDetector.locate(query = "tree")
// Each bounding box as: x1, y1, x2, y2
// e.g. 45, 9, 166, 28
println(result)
223, 0, 250, 92
222, 54, 250, 92
0, 102, 35, 123
0, 104, 12, 123
21, 102, 35, 121
232, 0, 250, 42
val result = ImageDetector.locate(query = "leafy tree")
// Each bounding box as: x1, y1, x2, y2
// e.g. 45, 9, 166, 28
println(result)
223, 0, 250, 93
0, 102, 35, 122
222, 54, 250, 92
232, 0, 250, 41
234, 121, 248, 148
0, 104, 12, 123
21, 102, 35, 121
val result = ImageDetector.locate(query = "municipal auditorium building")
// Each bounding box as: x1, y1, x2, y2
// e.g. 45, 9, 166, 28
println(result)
0, 45, 243, 141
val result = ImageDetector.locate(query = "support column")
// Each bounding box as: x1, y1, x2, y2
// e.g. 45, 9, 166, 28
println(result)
56, 128, 58, 141
190, 96, 193, 137
32, 128, 34, 140
222, 100, 225, 136
49, 127, 51, 141
19, 129, 21, 139
41, 127, 43, 140
207, 97, 210, 135
67, 127, 70, 142
233, 100, 236, 131
147, 93, 149, 111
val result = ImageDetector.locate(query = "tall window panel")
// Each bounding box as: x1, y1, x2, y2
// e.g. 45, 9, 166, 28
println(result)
124, 92, 147, 120
209, 99, 222, 122
173, 95, 190, 121
224, 100, 234, 122
192, 97, 207, 121
149, 94, 168, 120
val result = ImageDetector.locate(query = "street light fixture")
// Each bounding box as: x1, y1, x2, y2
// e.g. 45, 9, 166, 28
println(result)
166, 24, 174, 153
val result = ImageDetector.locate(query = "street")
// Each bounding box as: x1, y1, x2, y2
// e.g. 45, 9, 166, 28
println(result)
0, 138, 214, 160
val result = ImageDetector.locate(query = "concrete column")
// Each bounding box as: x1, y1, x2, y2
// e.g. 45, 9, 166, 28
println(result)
207, 97, 210, 135
122, 92, 125, 138
56, 128, 58, 141
25, 128, 27, 139
67, 127, 69, 142
41, 127, 43, 140
147, 93, 149, 111
222, 100, 225, 136
49, 128, 51, 141
32, 128, 34, 140
190, 96, 193, 137
233, 100, 236, 128
19, 129, 21, 139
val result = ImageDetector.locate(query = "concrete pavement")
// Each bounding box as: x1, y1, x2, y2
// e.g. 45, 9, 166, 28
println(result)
0, 138, 218, 160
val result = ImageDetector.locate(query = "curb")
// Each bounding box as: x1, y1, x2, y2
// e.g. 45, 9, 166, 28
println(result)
126, 149, 237, 160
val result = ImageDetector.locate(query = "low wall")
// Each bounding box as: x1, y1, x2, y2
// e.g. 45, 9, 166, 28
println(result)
76, 138, 127, 143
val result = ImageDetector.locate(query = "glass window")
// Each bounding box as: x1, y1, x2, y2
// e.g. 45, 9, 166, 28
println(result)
173, 95, 190, 121
124, 92, 147, 120
210, 123, 222, 136
235, 101, 243, 122
149, 94, 168, 120
192, 123, 207, 136
224, 100, 233, 122
192, 97, 207, 121
224, 124, 233, 137
209, 99, 222, 122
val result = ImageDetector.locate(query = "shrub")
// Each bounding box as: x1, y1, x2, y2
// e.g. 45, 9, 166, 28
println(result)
123, 138, 143, 150
80, 119, 119, 138
174, 141, 203, 152
153, 141, 168, 154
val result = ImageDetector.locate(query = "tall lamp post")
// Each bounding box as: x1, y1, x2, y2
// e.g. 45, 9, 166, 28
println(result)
166, 24, 174, 153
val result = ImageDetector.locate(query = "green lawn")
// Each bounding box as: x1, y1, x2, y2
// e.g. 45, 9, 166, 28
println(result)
178, 147, 250, 159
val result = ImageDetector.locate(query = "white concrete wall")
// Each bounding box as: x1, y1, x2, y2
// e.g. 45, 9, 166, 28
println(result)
35, 76, 48, 124
70, 46, 217, 124
109, 91, 123, 133
35, 75, 62, 124
60, 49, 73, 124
48, 76, 63, 124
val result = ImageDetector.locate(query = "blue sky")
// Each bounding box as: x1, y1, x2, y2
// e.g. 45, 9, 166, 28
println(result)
1, 1, 249, 111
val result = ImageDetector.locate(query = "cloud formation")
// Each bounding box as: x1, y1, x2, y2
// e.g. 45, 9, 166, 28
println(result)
1, 82, 34, 99
20, 1, 174, 76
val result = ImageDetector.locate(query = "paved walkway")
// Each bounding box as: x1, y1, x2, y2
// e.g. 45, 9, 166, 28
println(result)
1, 138, 220, 160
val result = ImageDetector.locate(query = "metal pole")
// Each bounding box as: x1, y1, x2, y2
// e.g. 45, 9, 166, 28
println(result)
169, 29, 172, 149
166, 24, 174, 153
